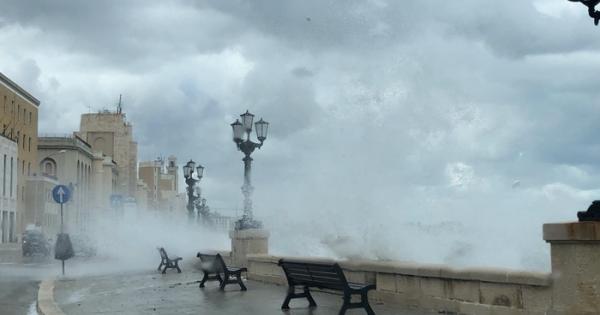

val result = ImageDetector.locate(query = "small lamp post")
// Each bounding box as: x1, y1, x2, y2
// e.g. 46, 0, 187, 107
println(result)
183, 160, 204, 221
230, 110, 269, 230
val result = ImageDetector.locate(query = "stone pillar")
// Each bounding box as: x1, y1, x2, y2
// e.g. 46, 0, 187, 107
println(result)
229, 229, 269, 267
544, 222, 600, 315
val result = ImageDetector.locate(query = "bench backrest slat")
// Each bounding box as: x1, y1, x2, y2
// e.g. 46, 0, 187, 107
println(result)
278, 259, 348, 291
158, 247, 168, 260
197, 252, 227, 273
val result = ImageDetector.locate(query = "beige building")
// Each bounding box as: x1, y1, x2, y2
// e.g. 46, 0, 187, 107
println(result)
0, 134, 18, 243
138, 156, 179, 211
135, 179, 149, 211
0, 72, 40, 238
37, 135, 94, 234
22, 134, 120, 237
78, 110, 137, 199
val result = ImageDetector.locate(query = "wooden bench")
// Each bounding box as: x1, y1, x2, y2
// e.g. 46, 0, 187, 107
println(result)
196, 252, 247, 291
278, 259, 376, 315
157, 247, 182, 274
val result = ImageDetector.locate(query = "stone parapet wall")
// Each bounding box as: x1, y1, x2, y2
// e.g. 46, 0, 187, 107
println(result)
246, 254, 552, 315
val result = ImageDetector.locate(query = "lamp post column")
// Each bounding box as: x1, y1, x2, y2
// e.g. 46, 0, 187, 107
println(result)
242, 155, 254, 219
183, 160, 204, 222
186, 177, 196, 221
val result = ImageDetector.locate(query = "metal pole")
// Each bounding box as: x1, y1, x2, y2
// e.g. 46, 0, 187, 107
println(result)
60, 203, 64, 233
60, 203, 64, 276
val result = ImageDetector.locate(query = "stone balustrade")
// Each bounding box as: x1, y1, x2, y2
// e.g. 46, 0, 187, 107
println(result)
245, 254, 552, 315
225, 222, 600, 314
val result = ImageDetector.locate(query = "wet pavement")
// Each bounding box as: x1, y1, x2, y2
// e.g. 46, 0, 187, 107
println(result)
0, 257, 54, 315
0, 279, 39, 315
53, 268, 434, 315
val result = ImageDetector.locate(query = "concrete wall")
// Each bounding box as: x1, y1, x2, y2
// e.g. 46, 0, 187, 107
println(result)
246, 254, 553, 315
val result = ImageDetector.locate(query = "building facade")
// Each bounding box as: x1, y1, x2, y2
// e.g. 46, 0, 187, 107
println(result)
78, 110, 137, 199
0, 72, 40, 238
0, 135, 18, 243
138, 156, 179, 211
36, 135, 94, 234
24, 174, 59, 236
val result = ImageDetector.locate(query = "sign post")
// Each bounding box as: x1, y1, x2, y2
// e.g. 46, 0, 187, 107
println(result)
52, 185, 72, 276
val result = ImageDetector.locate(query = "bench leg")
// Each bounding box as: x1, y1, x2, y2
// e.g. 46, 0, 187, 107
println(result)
219, 274, 229, 291
338, 295, 350, 315
157, 261, 163, 271
281, 286, 294, 310
175, 261, 181, 273
199, 272, 209, 288
361, 291, 374, 315
304, 286, 317, 308
236, 273, 247, 291
162, 264, 168, 274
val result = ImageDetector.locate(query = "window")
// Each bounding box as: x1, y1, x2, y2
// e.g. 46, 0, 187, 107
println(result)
22, 160, 25, 175
9, 212, 14, 243
29, 112, 32, 123
22, 134, 26, 149
1, 211, 7, 243
28, 162, 30, 176
28, 137, 31, 152
2, 155, 5, 196
42, 159, 57, 176
10, 157, 13, 197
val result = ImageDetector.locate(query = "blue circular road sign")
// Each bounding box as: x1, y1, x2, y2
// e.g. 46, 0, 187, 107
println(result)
52, 185, 71, 204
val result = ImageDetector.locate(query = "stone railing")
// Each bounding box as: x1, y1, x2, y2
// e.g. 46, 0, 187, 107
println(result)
246, 254, 552, 315
228, 222, 600, 314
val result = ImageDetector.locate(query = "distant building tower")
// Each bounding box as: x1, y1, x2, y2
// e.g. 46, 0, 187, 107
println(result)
138, 155, 179, 211
166, 155, 178, 192
78, 105, 138, 198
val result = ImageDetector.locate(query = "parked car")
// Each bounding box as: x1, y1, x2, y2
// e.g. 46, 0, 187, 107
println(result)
22, 229, 51, 257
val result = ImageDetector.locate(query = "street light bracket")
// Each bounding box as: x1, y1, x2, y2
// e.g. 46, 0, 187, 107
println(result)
569, 0, 600, 25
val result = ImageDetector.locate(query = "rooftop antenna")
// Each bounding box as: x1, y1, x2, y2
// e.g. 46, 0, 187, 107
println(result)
117, 94, 123, 114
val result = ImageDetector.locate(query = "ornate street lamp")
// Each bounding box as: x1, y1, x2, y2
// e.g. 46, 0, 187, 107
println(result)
230, 110, 269, 230
183, 160, 204, 221
569, 0, 600, 25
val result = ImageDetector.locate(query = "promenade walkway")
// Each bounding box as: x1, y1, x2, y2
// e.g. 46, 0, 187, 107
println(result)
53, 268, 434, 315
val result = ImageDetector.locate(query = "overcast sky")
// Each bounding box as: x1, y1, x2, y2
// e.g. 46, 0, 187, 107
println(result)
2, 0, 600, 269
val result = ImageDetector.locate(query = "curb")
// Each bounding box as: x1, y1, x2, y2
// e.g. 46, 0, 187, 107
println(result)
37, 280, 66, 315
